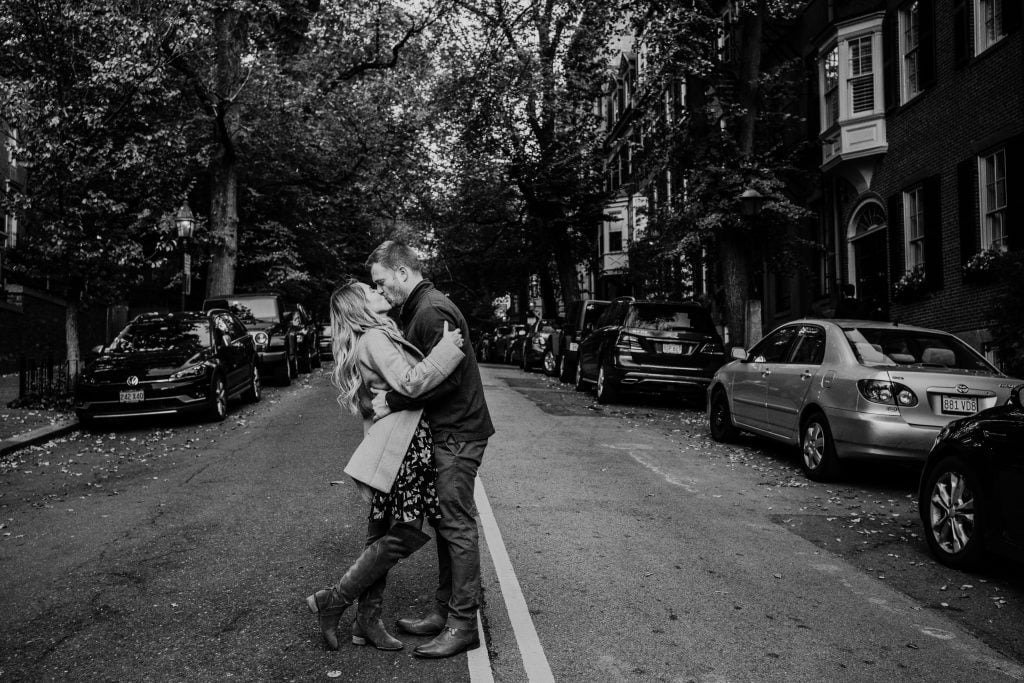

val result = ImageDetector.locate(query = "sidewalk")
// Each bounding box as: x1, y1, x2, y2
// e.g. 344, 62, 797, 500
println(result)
0, 373, 78, 456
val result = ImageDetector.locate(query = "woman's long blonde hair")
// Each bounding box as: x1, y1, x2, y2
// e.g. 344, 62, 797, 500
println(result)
329, 279, 400, 415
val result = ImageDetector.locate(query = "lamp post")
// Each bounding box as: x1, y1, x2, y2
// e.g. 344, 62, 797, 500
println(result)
175, 204, 196, 311
738, 187, 766, 348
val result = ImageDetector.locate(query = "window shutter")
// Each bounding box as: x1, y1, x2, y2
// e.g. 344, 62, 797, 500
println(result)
952, 0, 970, 67
888, 194, 904, 295
883, 10, 899, 110
1004, 0, 1022, 34
1006, 134, 1024, 251
919, 0, 937, 88
923, 175, 944, 290
957, 158, 978, 263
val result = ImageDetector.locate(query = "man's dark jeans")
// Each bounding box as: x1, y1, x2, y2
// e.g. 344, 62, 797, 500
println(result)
431, 436, 486, 629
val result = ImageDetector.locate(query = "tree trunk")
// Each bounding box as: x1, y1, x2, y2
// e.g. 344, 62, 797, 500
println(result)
205, 10, 245, 297
719, 234, 748, 350
65, 298, 80, 378
538, 265, 557, 318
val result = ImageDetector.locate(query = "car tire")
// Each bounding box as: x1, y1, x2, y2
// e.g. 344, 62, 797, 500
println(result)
244, 365, 262, 403
709, 391, 739, 443
596, 363, 618, 404
298, 347, 311, 373
800, 411, 841, 482
311, 344, 321, 369
274, 359, 291, 386
520, 351, 530, 371
288, 350, 299, 379
206, 374, 227, 422
543, 350, 557, 376
921, 455, 986, 570
574, 358, 588, 392
559, 355, 573, 383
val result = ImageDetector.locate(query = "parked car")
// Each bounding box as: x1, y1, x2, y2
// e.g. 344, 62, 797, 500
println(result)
520, 319, 560, 372
287, 303, 321, 372
549, 299, 609, 381
918, 383, 1024, 569
474, 327, 497, 364
575, 297, 727, 404
494, 324, 527, 364
74, 310, 261, 427
203, 292, 298, 385
708, 319, 1019, 482
318, 322, 333, 361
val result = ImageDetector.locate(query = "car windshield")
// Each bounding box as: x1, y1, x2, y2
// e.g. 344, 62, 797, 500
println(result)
626, 304, 715, 333
110, 320, 211, 354
225, 299, 279, 323
844, 327, 998, 372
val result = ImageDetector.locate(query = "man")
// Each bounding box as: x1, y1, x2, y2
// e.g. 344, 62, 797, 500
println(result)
366, 240, 494, 659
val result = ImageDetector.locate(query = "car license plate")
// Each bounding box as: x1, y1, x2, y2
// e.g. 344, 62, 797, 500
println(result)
119, 389, 145, 403
568, 342, 579, 352
661, 343, 683, 354
941, 395, 977, 414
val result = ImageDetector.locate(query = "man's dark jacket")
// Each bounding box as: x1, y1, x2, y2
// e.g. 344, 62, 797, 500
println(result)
386, 281, 494, 443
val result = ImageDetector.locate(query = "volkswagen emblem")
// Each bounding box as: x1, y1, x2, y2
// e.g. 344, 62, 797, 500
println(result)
127, 375, 139, 386
956, 384, 969, 394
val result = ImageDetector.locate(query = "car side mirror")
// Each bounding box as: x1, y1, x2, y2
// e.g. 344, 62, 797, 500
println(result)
730, 347, 747, 361
90, 344, 105, 355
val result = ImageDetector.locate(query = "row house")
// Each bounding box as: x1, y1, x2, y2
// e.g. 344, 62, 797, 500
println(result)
804, 0, 1023, 363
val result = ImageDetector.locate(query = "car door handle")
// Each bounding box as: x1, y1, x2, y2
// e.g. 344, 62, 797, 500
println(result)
761, 368, 772, 377
800, 370, 812, 380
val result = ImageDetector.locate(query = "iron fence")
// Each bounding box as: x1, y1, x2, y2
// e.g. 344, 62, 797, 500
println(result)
18, 356, 81, 400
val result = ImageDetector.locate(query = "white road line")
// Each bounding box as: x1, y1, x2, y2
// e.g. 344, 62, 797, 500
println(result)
473, 476, 555, 683
467, 609, 494, 682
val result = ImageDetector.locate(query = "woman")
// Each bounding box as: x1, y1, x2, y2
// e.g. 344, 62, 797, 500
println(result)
305, 280, 464, 651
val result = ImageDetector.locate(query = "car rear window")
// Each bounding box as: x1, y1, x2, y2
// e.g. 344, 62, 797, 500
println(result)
224, 298, 280, 323
844, 327, 998, 372
111, 320, 212, 354
626, 304, 716, 333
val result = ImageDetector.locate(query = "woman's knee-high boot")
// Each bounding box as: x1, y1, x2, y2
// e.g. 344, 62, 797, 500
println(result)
306, 522, 431, 650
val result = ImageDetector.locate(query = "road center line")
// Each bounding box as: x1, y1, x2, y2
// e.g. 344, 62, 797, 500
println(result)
474, 476, 555, 683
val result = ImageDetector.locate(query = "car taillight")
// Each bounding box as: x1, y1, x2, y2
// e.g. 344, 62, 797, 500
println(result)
615, 332, 643, 353
857, 379, 919, 407
700, 341, 725, 355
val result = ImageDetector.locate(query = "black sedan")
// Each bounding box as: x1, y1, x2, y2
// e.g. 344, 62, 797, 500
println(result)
74, 310, 261, 427
918, 383, 1024, 569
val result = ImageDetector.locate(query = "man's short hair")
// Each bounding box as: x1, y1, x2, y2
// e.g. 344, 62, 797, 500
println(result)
366, 240, 422, 273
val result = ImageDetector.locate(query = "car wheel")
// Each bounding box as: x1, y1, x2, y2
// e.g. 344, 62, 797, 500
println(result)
274, 359, 292, 386
709, 391, 739, 443
921, 455, 986, 570
574, 357, 588, 392
596, 363, 618, 404
289, 350, 299, 378
559, 355, 573, 383
543, 350, 557, 376
244, 365, 262, 403
207, 374, 227, 422
520, 351, 529, 371
800, 411, 840, 482
311, 344, 321, 369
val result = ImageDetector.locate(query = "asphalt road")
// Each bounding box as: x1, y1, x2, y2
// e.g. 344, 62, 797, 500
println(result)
1, 364, 1022, 682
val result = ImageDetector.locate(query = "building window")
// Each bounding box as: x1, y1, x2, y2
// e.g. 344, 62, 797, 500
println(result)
904, 186, 926, 270
822, 46, 839, 129
2, 180, 17, 249
980, 148, 1008, 250
976, 0, 1005, 53
901, 2, 922, 101
608, 229, 623, 253
848, 35, 874, 114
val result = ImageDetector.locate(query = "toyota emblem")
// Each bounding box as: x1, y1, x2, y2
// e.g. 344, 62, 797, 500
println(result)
127, 376, 139, 386
956, 384, 969, 394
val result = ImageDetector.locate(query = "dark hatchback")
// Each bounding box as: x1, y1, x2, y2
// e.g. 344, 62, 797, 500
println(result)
575, 297, 727, 404
74, 310, 261, 427
918, 384, 1024, 569
204, 292, 298, 385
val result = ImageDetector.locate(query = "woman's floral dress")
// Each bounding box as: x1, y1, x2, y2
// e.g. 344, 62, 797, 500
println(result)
369, 416, 440, 524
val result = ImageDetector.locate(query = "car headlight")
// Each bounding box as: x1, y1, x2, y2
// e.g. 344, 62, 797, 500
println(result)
170, 364, 208, 381
254, 331, 269, 345
857, 379, 919, 407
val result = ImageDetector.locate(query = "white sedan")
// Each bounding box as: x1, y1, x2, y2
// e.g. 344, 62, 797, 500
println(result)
707, 319, 1019, 481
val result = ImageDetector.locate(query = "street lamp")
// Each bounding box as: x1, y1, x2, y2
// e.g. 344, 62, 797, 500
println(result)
738, 188, 766, 217
175, 203, 196, 311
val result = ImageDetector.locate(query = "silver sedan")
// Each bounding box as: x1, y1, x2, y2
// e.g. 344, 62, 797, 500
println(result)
707, 319, 1020, 481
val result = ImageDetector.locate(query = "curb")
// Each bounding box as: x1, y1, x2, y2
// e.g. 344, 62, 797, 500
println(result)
0, 421, 80, 457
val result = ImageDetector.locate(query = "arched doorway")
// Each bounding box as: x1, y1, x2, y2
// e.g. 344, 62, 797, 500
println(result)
847, 200, 889, 320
